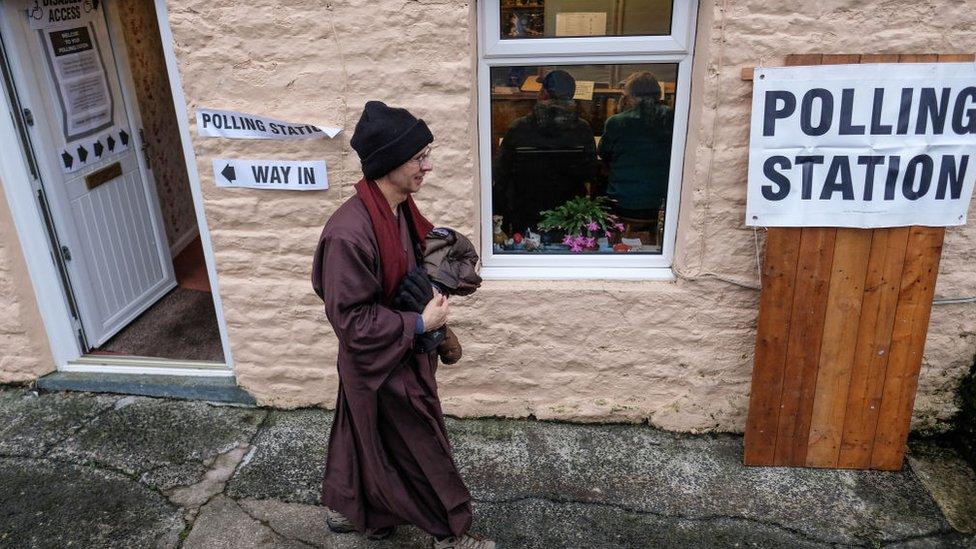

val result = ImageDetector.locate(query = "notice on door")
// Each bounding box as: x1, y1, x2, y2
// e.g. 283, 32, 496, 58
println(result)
212, 159, 329, 191
197, 108, 342, 140
42, 25, 113, 141
747, 63, 976, 228
28, 0, 98, 31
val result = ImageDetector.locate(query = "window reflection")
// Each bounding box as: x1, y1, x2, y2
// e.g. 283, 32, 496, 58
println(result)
490, 64, 677, 254
500, 0, 673, 40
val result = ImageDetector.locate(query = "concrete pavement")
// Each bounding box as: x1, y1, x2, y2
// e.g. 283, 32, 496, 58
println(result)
0, 386, 974, 548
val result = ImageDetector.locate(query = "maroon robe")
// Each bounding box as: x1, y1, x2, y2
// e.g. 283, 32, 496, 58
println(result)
311, 194, 473, 537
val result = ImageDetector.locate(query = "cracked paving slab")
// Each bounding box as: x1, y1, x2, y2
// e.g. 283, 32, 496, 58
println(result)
226, 409, 332, 504
473, 497, 830, 549
183, 495, 314, 549
166, 443, 250, 509
0, 456, 182, 548
47, 396, 266, 477
237, 499, 433, 548
0, 387, 118, 458
447, 418, 953, 546
908, 440, 976, 534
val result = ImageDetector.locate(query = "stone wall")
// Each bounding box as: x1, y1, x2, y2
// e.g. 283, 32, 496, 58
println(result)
157, 0, 976, 432
0, 177, 54, 383
0, 0, 973, 433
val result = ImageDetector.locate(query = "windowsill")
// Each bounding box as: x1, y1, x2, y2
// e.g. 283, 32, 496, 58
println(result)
480, 265, 676, 280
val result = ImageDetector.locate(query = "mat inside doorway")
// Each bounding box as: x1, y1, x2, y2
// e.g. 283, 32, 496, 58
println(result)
94, 287, 224, 362
92, 237, 223, 362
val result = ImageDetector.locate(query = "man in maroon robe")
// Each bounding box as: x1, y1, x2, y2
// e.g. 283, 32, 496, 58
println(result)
312, 101, 495, 549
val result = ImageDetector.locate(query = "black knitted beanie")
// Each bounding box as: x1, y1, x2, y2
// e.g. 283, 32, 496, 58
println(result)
350, 101, 433, 180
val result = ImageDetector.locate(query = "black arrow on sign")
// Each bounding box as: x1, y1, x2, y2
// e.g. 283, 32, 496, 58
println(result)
93, 140, 104, 158
61, 150, 73, 170
220, 163, 236, 183
119, 130, 129, 146
106, 135, 116, 151
76, 145, 88, 163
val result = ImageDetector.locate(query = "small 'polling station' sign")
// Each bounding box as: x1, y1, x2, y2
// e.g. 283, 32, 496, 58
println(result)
197, 108, 341, 140
746, 63, 976, 228
213, 159, 328, 191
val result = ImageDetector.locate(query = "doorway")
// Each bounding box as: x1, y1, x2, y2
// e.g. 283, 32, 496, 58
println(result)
0, 0, 228, 368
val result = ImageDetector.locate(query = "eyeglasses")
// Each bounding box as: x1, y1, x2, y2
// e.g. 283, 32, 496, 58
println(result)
409, 148, 433, 166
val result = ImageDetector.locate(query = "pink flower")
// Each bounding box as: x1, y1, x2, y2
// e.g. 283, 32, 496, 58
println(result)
586, 221, 599, 232
604, 230, 613, 238
584, 237, 596, 248
614, 222, 625, 231
561, 234, 583, 252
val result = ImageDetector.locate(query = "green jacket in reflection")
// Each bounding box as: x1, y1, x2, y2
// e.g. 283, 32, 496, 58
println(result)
599, 98, 675, 212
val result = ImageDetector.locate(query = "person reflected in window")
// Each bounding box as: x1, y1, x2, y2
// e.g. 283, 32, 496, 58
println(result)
599, 72, 675, 225
494, 70, 598, 235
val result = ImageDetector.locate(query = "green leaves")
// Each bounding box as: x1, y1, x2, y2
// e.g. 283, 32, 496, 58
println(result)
537, 195, 618, 236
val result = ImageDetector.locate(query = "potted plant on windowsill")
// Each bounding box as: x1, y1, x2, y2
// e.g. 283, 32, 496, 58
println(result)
537, 195, 624, 253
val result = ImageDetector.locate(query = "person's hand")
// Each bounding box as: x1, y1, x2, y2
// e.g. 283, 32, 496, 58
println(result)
393, 267, 434, 314
421, 293, 449, 332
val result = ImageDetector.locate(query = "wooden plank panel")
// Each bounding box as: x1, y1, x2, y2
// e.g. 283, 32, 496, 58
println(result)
773, 227, 836, 465
898, 54, 939, 63
837, 227, 911, 468
860, 54, 900, 63
937, 54, 975, 62
784, 54, 822, 67
871, 227, 945, 470
805, 228, 874, 467
744, 52, 824, 467
744, 228, 802, 465
821, 54, 861, 65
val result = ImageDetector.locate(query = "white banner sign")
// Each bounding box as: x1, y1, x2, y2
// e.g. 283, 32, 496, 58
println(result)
197, 108, 341, 140
60, 126, 130, 173
213, 159, 328, 191
747, 63, 976, 228
28, 0, 99, 30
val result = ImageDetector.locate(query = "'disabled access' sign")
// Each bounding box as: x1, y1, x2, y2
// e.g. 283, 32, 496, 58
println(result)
746, 63, 976, 228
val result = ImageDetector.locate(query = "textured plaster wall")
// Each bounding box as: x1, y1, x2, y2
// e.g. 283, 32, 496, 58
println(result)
0, 176, 55, 383
155, 0, 976, 433
672, 0, 976, 433
0, 0, 972, 433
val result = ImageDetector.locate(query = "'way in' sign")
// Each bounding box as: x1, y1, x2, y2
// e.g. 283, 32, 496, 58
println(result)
212, 159, 328, 191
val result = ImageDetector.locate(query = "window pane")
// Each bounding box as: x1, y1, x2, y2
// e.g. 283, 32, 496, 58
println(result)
499, 0, 673, 40
490, 63, 677, 255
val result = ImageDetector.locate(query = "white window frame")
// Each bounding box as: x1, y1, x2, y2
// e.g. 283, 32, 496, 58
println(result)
477, 0, 698, 280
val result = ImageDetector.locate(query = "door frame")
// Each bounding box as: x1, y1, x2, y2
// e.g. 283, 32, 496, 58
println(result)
0, 0, 234, 376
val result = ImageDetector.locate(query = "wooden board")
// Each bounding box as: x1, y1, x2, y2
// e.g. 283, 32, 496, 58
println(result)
774, 227, 835, 465
743, 53, 957, 470
870, 227, 944, 470
743, 228, 801, 465
805, 229, 873, 467
837, 227, 910, 468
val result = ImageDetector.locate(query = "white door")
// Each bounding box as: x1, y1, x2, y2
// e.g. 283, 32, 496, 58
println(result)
1, 0, 176, 347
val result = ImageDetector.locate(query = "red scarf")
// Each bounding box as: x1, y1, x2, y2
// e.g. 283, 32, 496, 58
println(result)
355, 178, 434, 304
